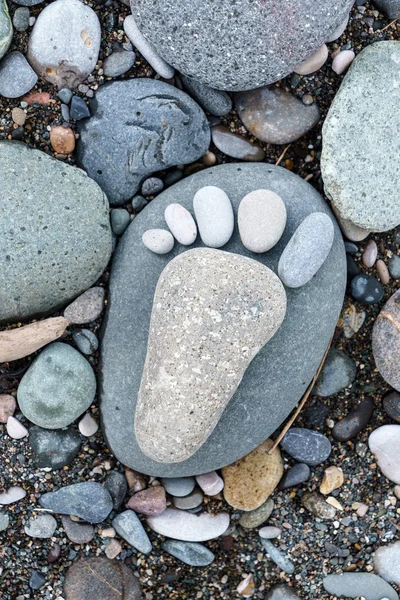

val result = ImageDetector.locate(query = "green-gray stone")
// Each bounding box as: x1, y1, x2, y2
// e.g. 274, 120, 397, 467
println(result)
0, 0, 12, 61
18, 342, 96, 429
239, 499, 274, 529
29, 425, 82, 469
161, 540, 215, 566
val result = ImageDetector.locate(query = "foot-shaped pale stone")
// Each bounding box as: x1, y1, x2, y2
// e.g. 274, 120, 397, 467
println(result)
135, 248, 286, 463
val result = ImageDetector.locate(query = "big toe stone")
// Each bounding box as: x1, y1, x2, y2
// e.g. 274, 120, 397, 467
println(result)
135, 248, 286, 464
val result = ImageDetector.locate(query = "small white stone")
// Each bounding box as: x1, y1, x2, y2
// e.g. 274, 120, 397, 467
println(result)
238, 189, 287, 253
123, 16, 174, 79
78, 413, 98, 437
6, 416, 28, 439
142, 229, 174, 254
332, 50, 355, 75
147, 508, 230, 542
164, 203, 197, 245
259, 526, 282, 539
193, 186, 234, 248
100, 527, 116, 538
369, 425, 400, 484
294, 44, 329, 75
0, 486, 26, 505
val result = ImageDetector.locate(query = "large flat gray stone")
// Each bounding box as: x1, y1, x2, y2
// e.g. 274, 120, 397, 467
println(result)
0, 0, 12, 61
100, 163, 346, 476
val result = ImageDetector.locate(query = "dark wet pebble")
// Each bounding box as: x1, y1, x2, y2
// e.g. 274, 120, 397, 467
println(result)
383, 391, 400, 423
278, 463, 311, 490
131, 195, 148, 213
70, 96, 90, 120
344, 242, 358, 254
332, 397, 375, 441
347, 254, 360, 282
351, 274, 384, 305
29, 570, 46, 590
305, 400, 330, 429
164, 168, 184, 188
47, 544, 61, 563
104, 470, 128, 510
280, 428, 332, 466
29, 425, 81, 469
72, 329, 99, 355
141, 177, 164, 196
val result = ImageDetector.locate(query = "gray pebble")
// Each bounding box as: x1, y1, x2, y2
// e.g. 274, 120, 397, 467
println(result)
61, 515, 95, 544
29, 425, 81, 469
260, 539, 295, 574
103, 50, 136, 78
281, 428, 332, 466
0, 51, 38, 98
265, 584, 301, 600
104, 470, 128, 510
131, 195, 148, 213
180, 74, 232, 117
0, 511, 9, 531
39, 482, 113, 524
72, 329, 99, 355
161, 540, 214, 566
111, 208, 131, 236
323, 573, 399, 600
112, 510, 152, 554
70, 96, 90, 120
58, 88, 73, 104
13, 7, 30, 32
24, 513, 57, 539
389, 255, 400, 279
173, 488, 203, 510
61, 103, 70, 122
142, 229, 174, 254
161, 477, 196, 497
123, 15, 174, 79
313, 348, 356, 397
141, 177, 164, 197
211, 125, 265, 161
0, 0, 12, 61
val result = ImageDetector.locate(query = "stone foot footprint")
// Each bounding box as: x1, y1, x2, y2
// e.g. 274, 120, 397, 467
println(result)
136, 186, 335, 464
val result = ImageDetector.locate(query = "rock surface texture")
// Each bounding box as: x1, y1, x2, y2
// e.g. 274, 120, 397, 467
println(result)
373, 288, 400, 391
321, 42, 400, 232
131, 0, 353, 90
0, 0, 12, 61
100, 163, 346, 477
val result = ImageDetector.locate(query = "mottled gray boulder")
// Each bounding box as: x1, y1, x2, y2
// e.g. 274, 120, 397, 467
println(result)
0, 142, 111, 324
0, 0, 12, 61
27, 0, 101, 89
39, 482, 113, 523
100, 163, 346, 476
29, 425, 81, 469
321, 42, 400, 232
323, 573, 399, 600
131, 0, 353, 91
0, 51, 37, 98
235, 87, 320, 145
76, 79, 210, 205
18, 343, 96, 429
135, 249, 286, 464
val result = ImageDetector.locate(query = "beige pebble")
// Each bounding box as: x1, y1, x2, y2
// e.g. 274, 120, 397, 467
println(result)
332, 206, 370, 242
356, 503, 368, 517
237, 574, 255, 597
105, 538, 122, 559
320, 466, 344, 495
376, 259, 390, 285
362, 239, 378, 268
12, 107, 26, 126
332, 50, 355, 75
0, 395, 17, 424
50, 126, 76, 154
238, 189, 287, 253
394, 485, 400, 500
326, 496, 344, 511
203, 151, 216, 167
100, 527, 116, 538
294, 44, 329, 75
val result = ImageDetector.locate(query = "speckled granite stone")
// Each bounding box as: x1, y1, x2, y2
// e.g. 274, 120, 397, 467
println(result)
0, 0, 12, 61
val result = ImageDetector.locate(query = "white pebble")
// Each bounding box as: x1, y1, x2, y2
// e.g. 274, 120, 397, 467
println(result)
6, 416, 28, 440
164, 204, 197, 246
238, 189, 287, 253
259, 526, 282, 539
294, 44, 329, 75
193, 186, 234, 248
78, 413, 99, 437
332, 50, 355, 75
0, 486, 26, 505
123, 16, 174, 79
142, 229, 174, 254
195, 471, 224, 496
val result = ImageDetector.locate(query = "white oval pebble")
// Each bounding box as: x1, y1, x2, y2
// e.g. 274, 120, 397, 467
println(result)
259, 526, 282, 539
164, 203, 197, 246
369, 425, 400, 484
6, 416, 28, 440
193, 186, 234, 248
332, 50, 355, 75
123, 15, 174, 79
294, 44, 329, 75
0, 486, 26, 505
147, 508, 230, 542
238, 189, 287, 253
78, 413, 99, 437
142, 229, 174, 254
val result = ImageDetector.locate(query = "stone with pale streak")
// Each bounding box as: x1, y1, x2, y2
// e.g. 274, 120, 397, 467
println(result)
368, 425, 400, 484
147, 508, 229, 541
135, 248, 286, 464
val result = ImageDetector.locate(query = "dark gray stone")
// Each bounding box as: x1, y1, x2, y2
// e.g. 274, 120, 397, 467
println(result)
29, 425, 81, 469
278, 463, 310, 490
112, 510, 152, 554
180, 74, 232, 116
104, 470, 128, 510
161, 477, 195, 497
323, 573, 399, 600
305, 400, 330, 430
280, 428, 331, 466
383, 391, 400, 423
265, 585, 300, 600
103, 50, 136, 78
61, 515, 95, 544
313, 348, 356, 397
260, 539, 295, 574
211, 125, 265, 161
372, 0, 400, 18
29, 571, 46, 590
39, 482, 113, 523
0, 141, 111, 324
111, 209, 131, 236
332, 397, 375, 441
76, 79, 210, 205
73, 329, 99, 355
100, 162, 346, 476
70, 96, 90, 120
131, 0, 353, 91
161, 540, 214, 566
0, 51, 38, 98
58, 87, 73, 104
0, 0, 12, 61
141, 177, 164, 197
131, 195, 148, 213
351, 274, 384, 305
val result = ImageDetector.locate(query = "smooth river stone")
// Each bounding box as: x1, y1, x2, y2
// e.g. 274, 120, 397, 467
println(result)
222, 439, 283, 511
265, 585, 300, 600
193, 186, 234, 248
278, 463, 310, 489
211, 126, 265, 161
235, 86, 320, 145
383, 391, 400, 423
164, 203, 197, 245
368, 425, 400, 484
323, 573, 399, 600
180, 74, 232, 117
261, 539, 295, 574
278, 212, 334, 288
29, 426, 81, 469
321, 42, 400, 232
161, 540, 214, 566
294, 44, 329, 74
24, 513, 57, 539
112, 510, 152, 554
123, 15, 174, 79
332, 397, 375, 442
239, 498, 274, 528
373, 289, 400, 390
39, 482, 113, 523
142, 229, 174, 255
100, 163, 346, 477
280, 428, 331, 466
0, 486, 26, 504
18, 343, 96, 429
0, 0, 12, 61
135, 248, 286, 464
147, 508, 230, 541
0, 51, 38, 98
313, 348, 356, 397
126, 486, 166, 516
374, 541, 400, 585
238, 190, 287, 253
161, 477, 195, 497
64, 558, 142, 600
27, 0, 101, 89
195, 472, 224, 496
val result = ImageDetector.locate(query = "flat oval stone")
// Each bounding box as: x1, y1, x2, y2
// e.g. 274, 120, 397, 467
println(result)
313, 348, 356, 397
368, 425, 400, 484
62, 516, 95, 544
238, 190, 287, 253
135, 249, 286, 464
362, 239, 378, 268
142, 229, 174, 255
0, 511, 9, 531
281, 428, 331, 466
29, 426, 81, 469
147, 508, 230, 541
0, 51, 38, 98
259, 526, 282, 540
6, 416, 28, 439
332, 397, 375, 441
374, 541, 400, 585
193, 186, 234, 248
24, 513, 57, 539
294, 44, 329, 74
161, 540, 214, 566
112, 510, 152, 554
100, 163, 346, 477
235, 86, 320, 145
164, 204, 197, 246
180, 75, 232, 117
373, 289, 400, 390
103, 50, 136, 78
238, 498, 274, 529
173, 489, 203, 510
323, 573, 399, 600
39, 482, 113, 523
27, 0, 101, 89
278, 212, 335, 288
278, 463, 310, 490
79, 413, 99, 437
18, 342, 96, 429
161, 477, 195, 497
211, 126, 265, 161
383, 391, 400, 423
0, 486, 26, 505
222, 439, 283, 511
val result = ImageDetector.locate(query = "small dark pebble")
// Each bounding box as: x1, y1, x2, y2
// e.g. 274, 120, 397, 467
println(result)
131, 195, 148, 213
351, 274, 384, 305
344, 242, 358, 254
383, 390, 400, 423
47, 543, 61, 563
278, 463, 311, 490
164, 168, 184, 188
332, 397, 375, 441
281, 428, 332, 466
305, 400, 330, 430
347, 254, 360, 282
104, 470, 128, 510
70, 96, 91, 120
29, 570, 46, 590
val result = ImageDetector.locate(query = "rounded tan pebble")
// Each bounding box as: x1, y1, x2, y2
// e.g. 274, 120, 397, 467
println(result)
12, 107, 26, 126
320, 465, 344, 495
105, 538, 122, 559
294, 44, 329, 75
362, 239, 378, 267
302, 94, 314, 105
376, 259, 390, 285
332, 50, 355, 75
203, 151, 216, 167
50, 126, 76, 154
142, 229, 174, 254
0, 395, 17, 423
238, 189, 287, 253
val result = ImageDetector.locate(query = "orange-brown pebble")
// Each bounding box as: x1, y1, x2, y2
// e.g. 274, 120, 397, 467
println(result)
285, 158, 294, 170
376, 259, 390, 285
237, 574, 255, 597
50, 126, 76, 154
11, 107, 26, 126
23, 91, 52, 105
203, 151, 216, 167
